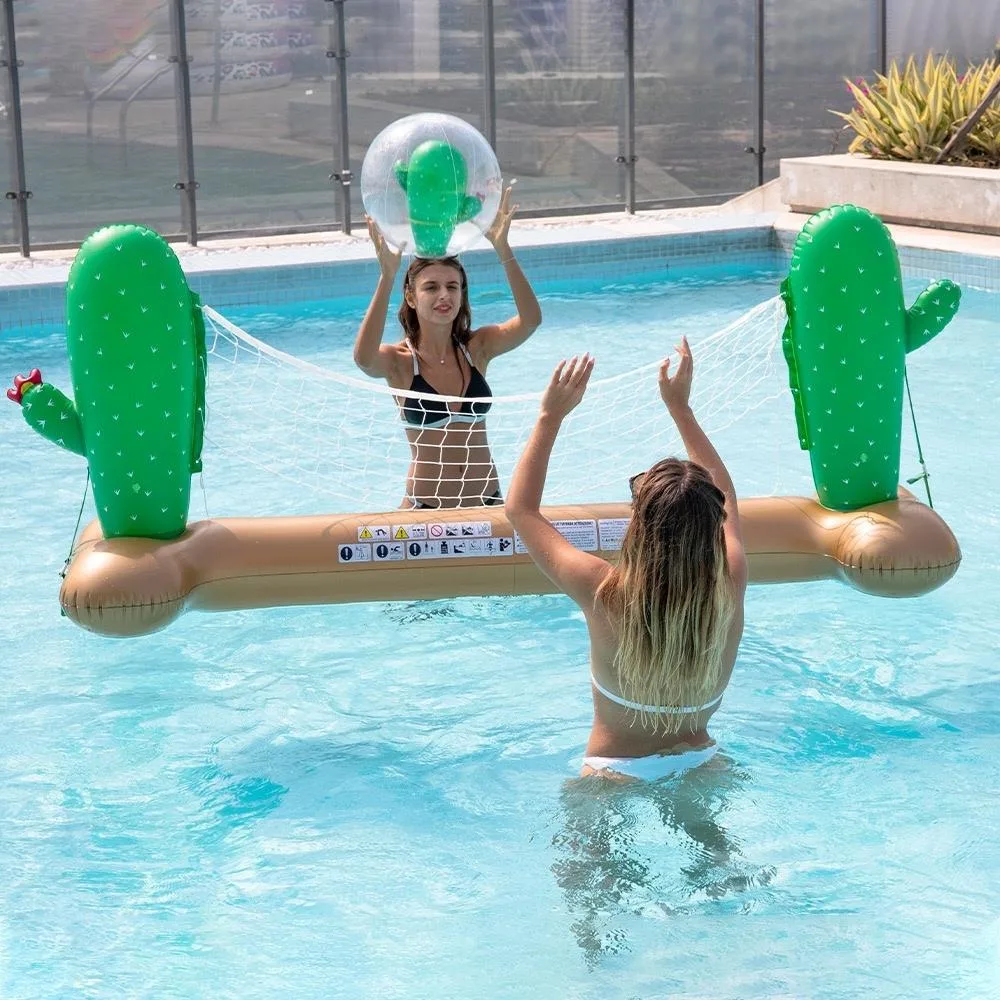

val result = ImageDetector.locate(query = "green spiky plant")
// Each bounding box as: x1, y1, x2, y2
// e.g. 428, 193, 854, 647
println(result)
833, 52, 1000, 167
959, 58, 1000, 162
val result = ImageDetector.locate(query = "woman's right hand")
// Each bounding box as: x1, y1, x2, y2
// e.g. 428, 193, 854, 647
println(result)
658, 335, 694, 415
367, 216, 402, 280
540, 354, 595, 423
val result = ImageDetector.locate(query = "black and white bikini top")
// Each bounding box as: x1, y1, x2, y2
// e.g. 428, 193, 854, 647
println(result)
399, 338, 493, 429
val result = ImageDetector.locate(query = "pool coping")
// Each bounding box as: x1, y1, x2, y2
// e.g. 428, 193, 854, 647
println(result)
4, 205, 1000, 283
1, 206, 999, 317
0, 208, 779, 288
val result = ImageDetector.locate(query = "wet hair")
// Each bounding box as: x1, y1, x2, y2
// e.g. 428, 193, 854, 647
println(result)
595, 458, 735, 734
398, 256, 472, 351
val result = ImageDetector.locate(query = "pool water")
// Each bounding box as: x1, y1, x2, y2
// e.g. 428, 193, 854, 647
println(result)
1, 260, 998, 999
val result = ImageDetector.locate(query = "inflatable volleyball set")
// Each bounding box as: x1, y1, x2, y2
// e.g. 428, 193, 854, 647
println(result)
8, 119, 961, 637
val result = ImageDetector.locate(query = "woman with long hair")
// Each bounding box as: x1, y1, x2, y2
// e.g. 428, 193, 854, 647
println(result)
353, 187, 542, 509
505, 337, 747, 780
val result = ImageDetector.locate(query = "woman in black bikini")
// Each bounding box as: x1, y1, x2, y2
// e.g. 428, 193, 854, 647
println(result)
353, 187, 542, 509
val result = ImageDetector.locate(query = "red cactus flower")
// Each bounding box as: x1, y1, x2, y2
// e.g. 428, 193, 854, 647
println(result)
7, 368, 42, 404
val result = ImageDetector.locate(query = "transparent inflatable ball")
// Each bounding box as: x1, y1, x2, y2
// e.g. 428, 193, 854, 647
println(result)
361, 113, 503, 258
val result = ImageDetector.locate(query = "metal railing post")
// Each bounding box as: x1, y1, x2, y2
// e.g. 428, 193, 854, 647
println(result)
483, 0, 496, 149
210, 0, 223, 124
934, 71, 1000, 163
2, 0, 31, 256
326, 0, 352, 234
745, 0, 765, 187
168, 0, 199, 244
876, 0, 887, 75
617, 0, 636, 213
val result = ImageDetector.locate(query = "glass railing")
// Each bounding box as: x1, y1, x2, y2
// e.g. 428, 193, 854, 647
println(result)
2, 0, 991, 254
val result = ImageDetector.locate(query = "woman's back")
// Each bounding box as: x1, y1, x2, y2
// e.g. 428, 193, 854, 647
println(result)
583, 581, 745, 759
582, 455, 746, 758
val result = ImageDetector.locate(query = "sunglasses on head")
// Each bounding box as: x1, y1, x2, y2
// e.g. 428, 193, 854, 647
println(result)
628, 472, 646, 498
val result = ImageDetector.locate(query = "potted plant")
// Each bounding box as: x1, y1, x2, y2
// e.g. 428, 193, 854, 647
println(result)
780, 52, 1000, 233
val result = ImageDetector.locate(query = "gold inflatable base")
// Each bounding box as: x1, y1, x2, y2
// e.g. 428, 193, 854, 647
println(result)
60, 491, 961, 638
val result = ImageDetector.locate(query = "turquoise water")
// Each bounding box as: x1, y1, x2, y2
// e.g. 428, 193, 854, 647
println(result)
1, 260, 998, 998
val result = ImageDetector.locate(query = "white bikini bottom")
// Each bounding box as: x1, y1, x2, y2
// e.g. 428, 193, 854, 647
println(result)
581, 743, 718, 781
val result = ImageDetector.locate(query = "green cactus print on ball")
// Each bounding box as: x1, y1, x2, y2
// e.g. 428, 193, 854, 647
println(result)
394, 140, 482, 257
12, 224, 206, 539
780, 205, 960, 512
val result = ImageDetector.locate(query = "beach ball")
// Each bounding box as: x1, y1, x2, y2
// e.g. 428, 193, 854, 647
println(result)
360, 112, 502, 258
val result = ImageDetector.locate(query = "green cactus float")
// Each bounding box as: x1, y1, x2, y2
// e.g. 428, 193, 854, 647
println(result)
780, 204, 961, 511
394, 139, 483, 257
8, 223, 206, 539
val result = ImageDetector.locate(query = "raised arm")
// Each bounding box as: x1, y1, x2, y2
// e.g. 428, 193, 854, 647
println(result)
353, 218, 403, 379
505, 355, 610, 608
474, 187, 543, 362
659, 337, 747, 588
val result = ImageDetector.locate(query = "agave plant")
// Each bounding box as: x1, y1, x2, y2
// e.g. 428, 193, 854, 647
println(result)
958, 59, 1000, 163
834, 52, 1000, 167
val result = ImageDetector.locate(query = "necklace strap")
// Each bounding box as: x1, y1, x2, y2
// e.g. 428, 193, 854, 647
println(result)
416, 339, 455, 367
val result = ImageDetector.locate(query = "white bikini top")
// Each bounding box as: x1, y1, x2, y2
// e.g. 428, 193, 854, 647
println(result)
590, 675, 724, 715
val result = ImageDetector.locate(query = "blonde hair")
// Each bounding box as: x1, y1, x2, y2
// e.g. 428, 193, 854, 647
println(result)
596, 458, 736, 734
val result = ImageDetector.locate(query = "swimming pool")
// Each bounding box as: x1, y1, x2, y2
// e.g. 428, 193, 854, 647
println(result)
1, 235, 998, 998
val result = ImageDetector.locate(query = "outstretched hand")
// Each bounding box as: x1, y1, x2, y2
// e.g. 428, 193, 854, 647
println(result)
485, 185, 517, 252
659, 336, 693, 415
540, 354, 594, 423
366, 215, 402, 279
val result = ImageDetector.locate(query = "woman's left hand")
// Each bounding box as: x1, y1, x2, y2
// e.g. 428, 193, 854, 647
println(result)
486, 185, 517, 253
540, 354, 595, 422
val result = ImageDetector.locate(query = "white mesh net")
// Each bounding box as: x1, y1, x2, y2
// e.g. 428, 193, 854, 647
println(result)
200, 297, 789, 515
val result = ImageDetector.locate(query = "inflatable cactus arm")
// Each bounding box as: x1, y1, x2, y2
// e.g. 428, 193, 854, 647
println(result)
905, 279, 962, 353
781, 204, 960, 512
7, 224, 204, 540
8, 370, 86, 456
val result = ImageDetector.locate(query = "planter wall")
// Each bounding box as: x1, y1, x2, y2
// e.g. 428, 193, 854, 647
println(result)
780, 154, 1000, 235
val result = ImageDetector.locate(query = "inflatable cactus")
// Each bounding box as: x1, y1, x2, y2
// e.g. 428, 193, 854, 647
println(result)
780, 205, 960, 511
394, 139, 482, 257
7, 224, 206, 539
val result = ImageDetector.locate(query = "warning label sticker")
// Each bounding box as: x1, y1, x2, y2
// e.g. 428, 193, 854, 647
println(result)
405, 536, 514, 559
598, 517, 630, 551
357, 524, 391, 542
338, 543, 372, 563
372, 541, 405, 562
391, 523, 428, 541
427, 520, 493, 540
514, 519, 598, 554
